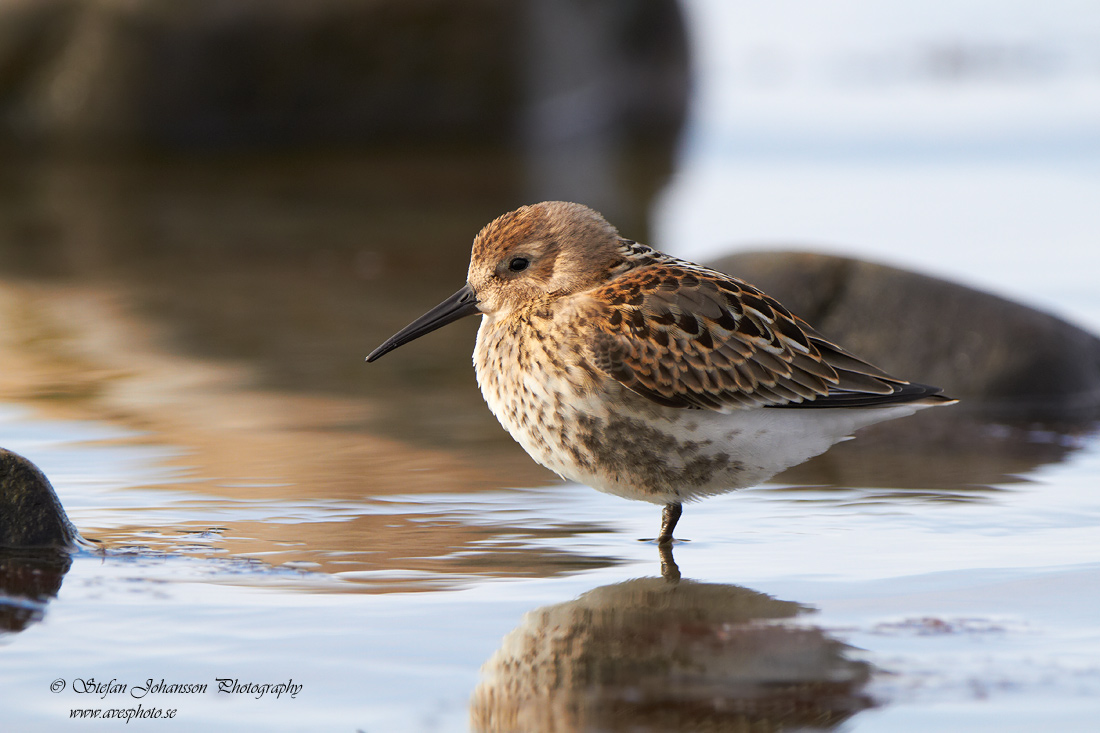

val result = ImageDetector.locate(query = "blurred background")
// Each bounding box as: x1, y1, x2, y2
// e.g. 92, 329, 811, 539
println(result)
658, 1, 1100, 334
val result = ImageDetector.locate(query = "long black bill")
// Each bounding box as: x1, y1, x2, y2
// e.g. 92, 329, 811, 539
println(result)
366, 284, 480, 362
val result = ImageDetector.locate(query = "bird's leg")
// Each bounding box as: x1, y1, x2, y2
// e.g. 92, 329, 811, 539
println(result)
657, 502, 682, 545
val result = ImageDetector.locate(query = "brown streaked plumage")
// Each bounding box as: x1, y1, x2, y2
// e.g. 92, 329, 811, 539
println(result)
368, 201, 955, 543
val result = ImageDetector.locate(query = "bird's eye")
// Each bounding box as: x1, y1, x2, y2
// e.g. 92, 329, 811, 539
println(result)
508, 257, 530, 272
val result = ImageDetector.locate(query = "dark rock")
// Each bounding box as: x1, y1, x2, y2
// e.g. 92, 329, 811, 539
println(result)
709, 251, 1100, 416
0, 0, 688, 150
3, 0, 522, 146
0, 448, 79, 549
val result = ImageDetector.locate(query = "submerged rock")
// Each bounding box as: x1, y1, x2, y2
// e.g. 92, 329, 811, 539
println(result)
709, 251, 1100, 415
0, 448, 79, 549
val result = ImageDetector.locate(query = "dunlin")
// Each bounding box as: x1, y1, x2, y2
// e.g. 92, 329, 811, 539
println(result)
368, 202, 954, 543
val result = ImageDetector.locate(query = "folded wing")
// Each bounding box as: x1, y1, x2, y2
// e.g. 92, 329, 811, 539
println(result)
583, 264, 943, 411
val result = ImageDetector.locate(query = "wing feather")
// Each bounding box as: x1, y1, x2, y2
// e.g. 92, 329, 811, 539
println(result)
583, 263, 941, 411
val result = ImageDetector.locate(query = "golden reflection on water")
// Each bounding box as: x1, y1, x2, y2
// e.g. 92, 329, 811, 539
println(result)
0, 150, 535, 454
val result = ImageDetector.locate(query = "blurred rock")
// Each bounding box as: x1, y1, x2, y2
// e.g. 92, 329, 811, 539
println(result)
470, 565, 872, 732
0, 0, 687, 151
0, 448, 79, 549
709, 251, 1100, 416
2, 0, 517, 146
521, 0, 689, 230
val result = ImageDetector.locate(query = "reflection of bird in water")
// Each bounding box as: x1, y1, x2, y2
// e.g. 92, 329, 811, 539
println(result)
368, 202, 954, 542
470, 545, 872, 732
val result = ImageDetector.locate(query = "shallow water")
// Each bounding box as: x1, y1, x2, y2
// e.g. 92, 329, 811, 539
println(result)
2, 394, 1099, 731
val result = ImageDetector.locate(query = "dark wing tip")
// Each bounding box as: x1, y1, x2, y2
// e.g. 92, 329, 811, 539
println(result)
768, 381, 956, 409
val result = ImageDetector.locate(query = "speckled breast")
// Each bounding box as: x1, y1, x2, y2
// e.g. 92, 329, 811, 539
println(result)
472, 315, 593, 476
471, 314, 751, 504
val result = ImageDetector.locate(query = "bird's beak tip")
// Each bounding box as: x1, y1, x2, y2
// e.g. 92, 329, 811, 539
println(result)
365, 284, 479, 364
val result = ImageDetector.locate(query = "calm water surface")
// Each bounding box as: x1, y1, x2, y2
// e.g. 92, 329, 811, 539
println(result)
1, 150, 1098, 732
